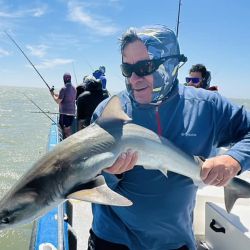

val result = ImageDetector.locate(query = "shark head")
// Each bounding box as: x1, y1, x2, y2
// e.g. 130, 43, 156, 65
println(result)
0, 189, 41, 230
0, 95, 134, 231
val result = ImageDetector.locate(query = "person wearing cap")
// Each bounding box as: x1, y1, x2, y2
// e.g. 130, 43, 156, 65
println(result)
185, 64, 218, 91
93, 66, 107, 90
50, 73, 76, 138
76, 76, 109, 130
88, 25, 250, 250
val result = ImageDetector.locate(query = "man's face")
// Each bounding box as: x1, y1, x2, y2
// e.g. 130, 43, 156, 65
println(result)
188, 71, 203, 88
122, 40, 154, 104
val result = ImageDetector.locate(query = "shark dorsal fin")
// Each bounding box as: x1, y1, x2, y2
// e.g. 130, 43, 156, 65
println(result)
97, 95, 131, 123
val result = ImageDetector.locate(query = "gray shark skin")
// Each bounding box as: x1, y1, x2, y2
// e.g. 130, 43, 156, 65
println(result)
0, 95, 249, 230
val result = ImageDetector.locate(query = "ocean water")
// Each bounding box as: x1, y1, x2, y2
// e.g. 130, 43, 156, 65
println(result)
0, 86, 57, 250
0, 85, 249, 249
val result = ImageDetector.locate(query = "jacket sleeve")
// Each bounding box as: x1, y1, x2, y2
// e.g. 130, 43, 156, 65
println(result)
213, 94, 250, 172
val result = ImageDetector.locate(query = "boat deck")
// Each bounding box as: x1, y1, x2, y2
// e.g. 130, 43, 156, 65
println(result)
69, 201, 210, 250
70, 200, 92, 250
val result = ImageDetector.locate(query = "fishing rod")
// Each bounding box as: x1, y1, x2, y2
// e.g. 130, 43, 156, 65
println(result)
84, 59, 95, 72
72, 62, 78, 85
176, 0, 182, 38
175, 0, 187, 71
30, 110, 76, 116
4, 30, 53, 92
23, 93, 57, 124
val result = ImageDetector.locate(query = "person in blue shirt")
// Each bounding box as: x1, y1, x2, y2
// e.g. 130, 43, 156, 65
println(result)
88, 25, 250, 250
93, 66, 107, 90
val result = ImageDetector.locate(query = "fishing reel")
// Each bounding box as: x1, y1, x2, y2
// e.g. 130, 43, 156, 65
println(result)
50, 86, 55, 93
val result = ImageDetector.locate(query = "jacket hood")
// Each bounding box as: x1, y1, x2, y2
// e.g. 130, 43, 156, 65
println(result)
125, 25, 186, 105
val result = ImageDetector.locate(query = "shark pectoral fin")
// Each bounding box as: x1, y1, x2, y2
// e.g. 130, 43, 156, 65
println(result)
67, 185, 133, 206
224, 177, 250, 213
66, 176, 132, 207
159, 169, 168, 177
143, 163, 168, 177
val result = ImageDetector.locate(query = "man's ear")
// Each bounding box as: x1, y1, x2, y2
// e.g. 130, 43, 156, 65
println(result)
202, 71, 211, 88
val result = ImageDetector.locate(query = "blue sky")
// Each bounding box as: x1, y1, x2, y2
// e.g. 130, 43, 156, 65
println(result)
0, 0, 249, 99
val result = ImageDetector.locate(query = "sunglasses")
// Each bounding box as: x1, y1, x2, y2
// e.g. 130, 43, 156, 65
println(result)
121, 55, 181, 78
185, 77, 201, 84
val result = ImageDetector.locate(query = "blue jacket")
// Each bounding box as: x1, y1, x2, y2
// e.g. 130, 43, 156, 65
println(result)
91, 84, 250, 250
93, 70, 107, 90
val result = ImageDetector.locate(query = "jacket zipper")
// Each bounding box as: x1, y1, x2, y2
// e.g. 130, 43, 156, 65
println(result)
155, 106, 162, 136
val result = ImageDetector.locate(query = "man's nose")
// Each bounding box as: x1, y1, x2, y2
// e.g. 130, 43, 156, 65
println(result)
129, 72, 142, 84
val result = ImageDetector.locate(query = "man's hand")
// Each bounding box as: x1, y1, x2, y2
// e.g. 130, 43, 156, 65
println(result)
104, 149, 138, 174
50, 86, 55, 93
201, 155, 241, 186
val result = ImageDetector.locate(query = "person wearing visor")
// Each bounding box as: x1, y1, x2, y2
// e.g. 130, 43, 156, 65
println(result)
88, 25, 250, 250
186, 64, 218, 91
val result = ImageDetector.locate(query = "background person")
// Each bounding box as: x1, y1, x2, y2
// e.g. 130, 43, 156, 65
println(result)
186, 63, 218, 91
93, 66, 107, 90
88, 25, 250, 250
76, 76, 109, 130
75, 75, 88, 100
50, 72, 76, 138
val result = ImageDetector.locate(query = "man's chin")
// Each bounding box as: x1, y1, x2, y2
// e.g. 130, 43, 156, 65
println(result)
134, 94, 151, 104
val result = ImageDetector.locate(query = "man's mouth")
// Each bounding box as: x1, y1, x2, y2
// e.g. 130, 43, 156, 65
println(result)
133, 86, 148, 92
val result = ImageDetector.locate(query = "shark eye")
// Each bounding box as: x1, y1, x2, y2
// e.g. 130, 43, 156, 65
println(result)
1, 217, 10, 224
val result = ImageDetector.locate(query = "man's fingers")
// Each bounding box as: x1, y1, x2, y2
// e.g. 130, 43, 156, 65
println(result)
105, 152, 127, 173
202, 172, 216, 185
131, 151, 138, 167
200, 167, 210, 181
126, 151, 138, 171
200, 155, 240, 187
200, 159, 213, 181
105, 150, 138, 174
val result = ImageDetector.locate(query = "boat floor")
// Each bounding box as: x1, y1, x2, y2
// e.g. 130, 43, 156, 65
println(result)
70, 200, 92, 250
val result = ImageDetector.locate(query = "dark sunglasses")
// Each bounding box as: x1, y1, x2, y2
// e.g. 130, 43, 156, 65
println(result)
185, 77, 201, 84
121, 55, 182, 78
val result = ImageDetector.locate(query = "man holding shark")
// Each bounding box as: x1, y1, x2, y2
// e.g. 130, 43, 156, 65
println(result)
88, 25, 250, 250
0, 24, 249, 250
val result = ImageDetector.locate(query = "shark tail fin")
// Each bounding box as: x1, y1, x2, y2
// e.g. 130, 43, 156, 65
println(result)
66, 175, 132, 207
224, 177, 250, 213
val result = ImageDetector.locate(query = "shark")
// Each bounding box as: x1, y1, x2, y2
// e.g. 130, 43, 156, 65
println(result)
0, 95, 249, 230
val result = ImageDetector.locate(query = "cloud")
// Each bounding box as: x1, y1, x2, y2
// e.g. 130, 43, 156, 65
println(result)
0, 2, 48, 30
0, 4, 47, 18
26, 44, 49, 58
0, 48, 10, 57
30, 7, 47, 17
67, 1, 119, 36
33, 58, 74, 69
0, 11, 19, 18
42, 33, 82, 49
